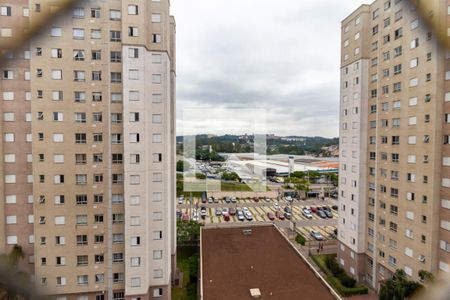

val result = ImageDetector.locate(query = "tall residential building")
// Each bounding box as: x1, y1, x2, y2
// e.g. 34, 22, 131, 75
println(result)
339, 0, 450, 290
0, 1, 176, 299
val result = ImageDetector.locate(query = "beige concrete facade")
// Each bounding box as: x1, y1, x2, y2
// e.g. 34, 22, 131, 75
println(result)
0, 0, 34, 274
340, 0, 450, 290
0, 1, 175, 299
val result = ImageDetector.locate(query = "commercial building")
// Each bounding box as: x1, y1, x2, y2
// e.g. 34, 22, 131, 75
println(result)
0, 1, 176, 299
339, 0, 450, 290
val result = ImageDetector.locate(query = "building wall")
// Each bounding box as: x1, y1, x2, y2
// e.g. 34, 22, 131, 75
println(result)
0, 0, 34, 274
0, 1, 175, 299
338, 4, 371, 282
340, 0, 450, 289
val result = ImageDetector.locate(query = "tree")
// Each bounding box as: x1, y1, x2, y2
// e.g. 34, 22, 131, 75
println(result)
177, 220, 201, 245
222, 172, 240, 182
418, 270, 434, 283
328, 173, 338, 186
195, 173, 206, 180
0, 245, 34, 300
176, 160, 190, 172
379, 270, 423, 300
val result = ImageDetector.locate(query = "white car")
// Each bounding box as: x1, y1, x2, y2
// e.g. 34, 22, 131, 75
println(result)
244, 211, 253, 221
242, 207, 249, 213
178, 197, 184, 204
273, 203, 280, 210
285, 196, 293, 202
222, 207, 229, 215
200, 208, 207, 217
302, 208, 313, 219
310, 230, 324, 241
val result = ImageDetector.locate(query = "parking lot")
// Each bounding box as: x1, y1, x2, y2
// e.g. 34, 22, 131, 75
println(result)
177, 196, 338, 241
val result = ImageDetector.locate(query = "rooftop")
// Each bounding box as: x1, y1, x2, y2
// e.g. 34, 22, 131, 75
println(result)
201, 225, 337, 300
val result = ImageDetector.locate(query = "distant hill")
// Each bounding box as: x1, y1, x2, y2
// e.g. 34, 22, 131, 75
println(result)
176, 134, 339, 158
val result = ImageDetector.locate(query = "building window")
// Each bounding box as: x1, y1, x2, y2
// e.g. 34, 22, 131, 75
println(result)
128, 26, 139, 37
110, 51, 121, 62
110, 30, 121, 42
73, 28, 85, 40
128, 5, 138, 15
152, 34, 161, 43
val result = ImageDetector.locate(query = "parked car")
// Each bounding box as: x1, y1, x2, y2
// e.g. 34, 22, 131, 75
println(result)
324, 210, 333, 218
310, 230, 324, 241
330, 192, 338, 199
213, 197, 219, 203
276, 211, 285, 220
267, 212, 275, 220
244, 211, 253, 221
222, 207, 229, 215
284, 212, 292, 220
215, 208, 222, 216
273, 203, 280, 210
231, 197, 237, 203
323, 206, 331, 212
223, 212, 230, 222
242, 207, 250, 214
200, 207, 207, 218
310, 206, 318, 213
178, 196, 184, 205
253, 197, 259, 202
285, 196, 293, 202
302, 208, 313, 219
237, 211, 245, 221
284, 206, 292, 213
229, 207, 236, 215
317, 210, 327, 219
176, 210, 182, 219
208, 197, 213, 203
225, 196, 231, 203
264, 197, 270, 203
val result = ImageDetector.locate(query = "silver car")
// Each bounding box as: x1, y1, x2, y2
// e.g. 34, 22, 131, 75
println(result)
215, 207, 222, 216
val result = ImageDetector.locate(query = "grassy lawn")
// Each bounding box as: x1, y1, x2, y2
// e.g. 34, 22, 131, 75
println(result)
176, 177, 270, 195
221, 182, 270, 191
172, 246, 199, 300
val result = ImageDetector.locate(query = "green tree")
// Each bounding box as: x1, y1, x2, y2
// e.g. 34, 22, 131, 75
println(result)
195, 173, 206, 180
379, 270, 423, 300
418, 270, 434, 283
176, 160, 190, 172
0, 245, 33, 300
177, 220, 201, 245
328, 173, 338, 186
222, 172, 240, 182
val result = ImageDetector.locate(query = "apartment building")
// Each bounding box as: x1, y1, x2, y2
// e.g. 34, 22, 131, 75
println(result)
339, 0, 450, 290
0, 1, 176, 299
0, 0, 34, 275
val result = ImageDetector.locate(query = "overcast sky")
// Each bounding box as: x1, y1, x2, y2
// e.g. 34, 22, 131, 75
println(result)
172, 0, 368, 138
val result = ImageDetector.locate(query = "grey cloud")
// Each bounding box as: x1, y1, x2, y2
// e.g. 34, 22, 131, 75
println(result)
172, 0, 368, 137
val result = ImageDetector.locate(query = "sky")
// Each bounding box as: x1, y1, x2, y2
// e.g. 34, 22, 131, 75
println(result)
171, 0, 368, 138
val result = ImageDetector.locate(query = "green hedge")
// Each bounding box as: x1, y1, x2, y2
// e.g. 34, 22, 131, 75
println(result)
311, 254, 368, 297
327, 276, 368, 297
295, 234, 306, 246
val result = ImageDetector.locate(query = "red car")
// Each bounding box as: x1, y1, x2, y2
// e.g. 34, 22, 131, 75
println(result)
276, 211, 285, 220
253, 197, 259, 202
223, 213, 230, 222
267, 212, 275, 220
311, 206, 318, 213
